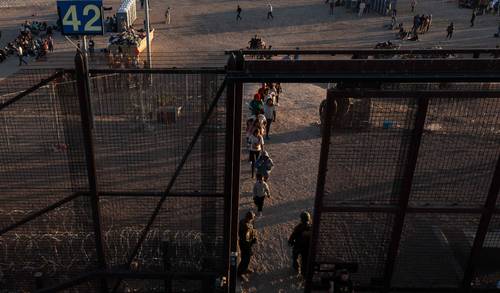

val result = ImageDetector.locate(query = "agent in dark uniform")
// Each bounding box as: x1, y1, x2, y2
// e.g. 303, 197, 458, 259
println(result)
238, 211, 258, 278
288, 211, 312, 276
330, 269, 354, 293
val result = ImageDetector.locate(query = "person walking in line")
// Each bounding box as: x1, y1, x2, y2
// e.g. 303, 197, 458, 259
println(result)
248, 128, 264, 178
165, 7, 171, 24
446, 22, 454, 39
470, 9, 476, 27
288, 211, 313, 276
358, 1, 366, 17
267, 3, 274, 19
330, 1, 335, 15
263, 94, 276, 139
249, 93, 264, 116
410, 0, 416, 12
238, 211, 258, 280
48, 35, 54, 52
236, 5, 242, 21
255, 151, 274, 181
253, 174, 271, 217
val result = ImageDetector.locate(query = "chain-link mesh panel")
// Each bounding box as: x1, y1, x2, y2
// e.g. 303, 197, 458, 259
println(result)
100, 195, 224, 292
409, 98, 500, 207
315, 93, 500, 291
392, 213, 480, 287
89, 72, 226, 194
0, 198, 98, 291
0, 69, 57, 97
473, 214, 500, 289
323, 98, 417, 206
0, 73, 88, 230
313, 212, 394, 286
0, 71, 99, 291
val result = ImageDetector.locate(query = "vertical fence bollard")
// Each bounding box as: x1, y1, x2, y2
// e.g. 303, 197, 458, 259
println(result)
74, 51, 109, 292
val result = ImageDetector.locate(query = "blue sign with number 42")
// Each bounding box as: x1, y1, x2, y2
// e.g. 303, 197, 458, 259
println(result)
57, 0, 104, 35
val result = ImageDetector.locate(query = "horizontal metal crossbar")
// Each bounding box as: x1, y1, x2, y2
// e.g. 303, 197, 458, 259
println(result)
225, 73, 500, 83
321, 205, 491, 214
89, 68, 226, 74
226, 48, 500, 56
77, 191, 225, 198
331, 90, 500, 98
34, 270, 219, 293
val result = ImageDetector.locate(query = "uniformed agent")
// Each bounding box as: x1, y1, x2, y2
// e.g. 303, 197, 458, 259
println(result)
238, 211, 258, 278
288, 211, 313, 276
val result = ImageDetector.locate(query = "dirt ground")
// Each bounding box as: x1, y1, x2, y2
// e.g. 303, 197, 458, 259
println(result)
1, 0, 500, 292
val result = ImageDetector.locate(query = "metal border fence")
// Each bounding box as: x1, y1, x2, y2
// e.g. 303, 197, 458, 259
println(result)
0, 49, 499, 292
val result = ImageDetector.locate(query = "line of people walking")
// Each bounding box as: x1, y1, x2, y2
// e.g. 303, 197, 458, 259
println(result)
238, 83, 317, 283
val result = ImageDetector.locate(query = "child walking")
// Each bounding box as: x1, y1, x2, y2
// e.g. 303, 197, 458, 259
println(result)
253, 174, 271, 217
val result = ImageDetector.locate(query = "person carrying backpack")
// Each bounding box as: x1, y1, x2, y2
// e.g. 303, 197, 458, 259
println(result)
249, 93, 264, 116
255, 150, 274, 181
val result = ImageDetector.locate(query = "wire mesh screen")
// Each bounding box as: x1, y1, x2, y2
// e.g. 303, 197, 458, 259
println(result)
0, 69, 58, 97
89, 72, 226, 194
392, 213, 480, 287
0, 70, 228, 292
0, 70, 99, 291
323, 98, 417, 206
313, 93, 500, 291
409, 98, 500, 207
0, 72, 87, 229
473, 214, 500, 289
314, 212, 394, 286
0, 198, 99, 291
87, 71, 228, 292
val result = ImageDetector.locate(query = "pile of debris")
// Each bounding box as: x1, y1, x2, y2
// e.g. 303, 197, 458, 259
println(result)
108, 27, 147, 46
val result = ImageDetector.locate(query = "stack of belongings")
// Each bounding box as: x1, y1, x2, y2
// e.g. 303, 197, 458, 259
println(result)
108, 27, 146, 56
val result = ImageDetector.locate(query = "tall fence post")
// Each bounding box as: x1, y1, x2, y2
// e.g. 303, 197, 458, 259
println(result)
227, 52, 244, 293
223, 57, 236, 293
383, 97, 429, 292
462, 154, 500, 291
304, 94, 335, 293
74, 51, 108, 292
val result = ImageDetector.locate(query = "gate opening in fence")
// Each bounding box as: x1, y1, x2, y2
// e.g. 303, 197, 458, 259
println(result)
0, 49, 499, 293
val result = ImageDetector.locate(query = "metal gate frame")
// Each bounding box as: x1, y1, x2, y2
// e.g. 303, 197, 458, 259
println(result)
308, 89, 500, 293
2, 49, 500, 292
225, 49, 500, 293
0, 53, 232, 293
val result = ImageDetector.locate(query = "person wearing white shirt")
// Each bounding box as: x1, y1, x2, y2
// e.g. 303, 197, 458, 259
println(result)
267, 3, 274, 19
263, 94, 276, 139
358, 1, 366, 17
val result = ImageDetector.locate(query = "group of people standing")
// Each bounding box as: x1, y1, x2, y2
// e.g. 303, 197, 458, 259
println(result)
14, 21, 54, 66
